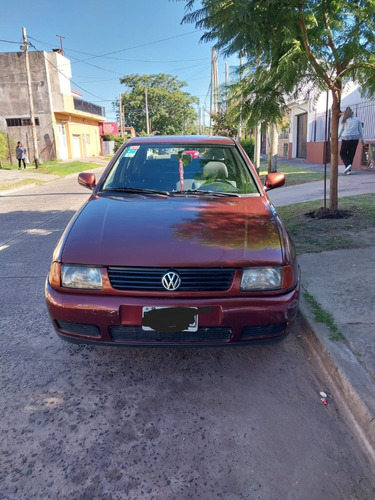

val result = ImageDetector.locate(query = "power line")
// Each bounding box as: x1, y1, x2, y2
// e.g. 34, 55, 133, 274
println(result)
11, 31, 214, 112
67, 30, 201, 63
0, 39, 21, 44
27, 32, 207, 64
25, 33, 214, 97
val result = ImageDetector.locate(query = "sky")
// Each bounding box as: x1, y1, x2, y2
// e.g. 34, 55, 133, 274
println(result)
1, 0, 240, 123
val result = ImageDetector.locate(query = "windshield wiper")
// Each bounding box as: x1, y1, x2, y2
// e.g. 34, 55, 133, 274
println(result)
104, 187, 170, 197
172, 189, 239, 197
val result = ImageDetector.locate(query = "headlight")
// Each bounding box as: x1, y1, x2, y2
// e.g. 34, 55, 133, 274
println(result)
61, 265, 102, 290
241, 266, 282, 291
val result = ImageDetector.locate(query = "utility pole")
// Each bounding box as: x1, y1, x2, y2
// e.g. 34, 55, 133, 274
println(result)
254, 123, 261, 173
225, 62, 229, 112
122, 103, 126, 137
237, 53, 243, 141
22, 27, 39, 168
203, 107, 208, 135
212, 49, 219, 114
119, 93, 124, 138
210, 49, 219, 135
145, 88, 150, 135
197, 100, 201, 135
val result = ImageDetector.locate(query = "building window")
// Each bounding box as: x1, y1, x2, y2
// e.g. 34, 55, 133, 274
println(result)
6, 117, 40, 127
86, 134, 90, 144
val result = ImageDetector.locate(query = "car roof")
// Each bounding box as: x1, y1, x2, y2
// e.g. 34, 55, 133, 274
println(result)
126, 135, 236, 146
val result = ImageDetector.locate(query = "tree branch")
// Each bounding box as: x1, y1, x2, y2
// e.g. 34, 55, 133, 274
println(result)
323, 12, 342, 73
337, 61, 375, 79
297, 4, 333, 89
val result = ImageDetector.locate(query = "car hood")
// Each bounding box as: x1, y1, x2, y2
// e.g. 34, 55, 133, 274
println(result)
59, 194, 285, 267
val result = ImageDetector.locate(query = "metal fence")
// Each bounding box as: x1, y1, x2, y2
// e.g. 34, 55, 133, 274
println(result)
74, 98, 105, 117
309, 100, 375, 142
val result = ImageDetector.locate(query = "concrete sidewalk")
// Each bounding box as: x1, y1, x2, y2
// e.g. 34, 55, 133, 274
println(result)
1, 157, 375, 465
268, 161, 375, 466
269, 170, 375, 206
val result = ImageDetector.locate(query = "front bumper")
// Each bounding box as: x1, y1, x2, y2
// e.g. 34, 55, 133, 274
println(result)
45, 280, 300, 346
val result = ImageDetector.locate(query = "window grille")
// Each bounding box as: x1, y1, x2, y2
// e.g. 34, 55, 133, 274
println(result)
6, 117, 40, 127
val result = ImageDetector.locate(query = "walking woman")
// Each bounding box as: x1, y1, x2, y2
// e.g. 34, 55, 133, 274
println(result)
16, 141, 27, 169
338, 107, 366, 175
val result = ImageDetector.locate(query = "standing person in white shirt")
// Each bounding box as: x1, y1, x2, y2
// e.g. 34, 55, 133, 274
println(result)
338, 107, 366, 175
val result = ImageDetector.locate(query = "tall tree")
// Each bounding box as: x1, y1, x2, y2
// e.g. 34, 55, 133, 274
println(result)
181, 0, 375, 214
118, 74, 198, 136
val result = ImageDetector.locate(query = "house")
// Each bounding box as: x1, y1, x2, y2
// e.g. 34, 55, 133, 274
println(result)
0, 49, 106, 163
280, 83, 375, 171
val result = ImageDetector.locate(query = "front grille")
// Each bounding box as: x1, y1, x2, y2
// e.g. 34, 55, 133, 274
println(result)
109, 326, 232, 343
107, 267, 235, 292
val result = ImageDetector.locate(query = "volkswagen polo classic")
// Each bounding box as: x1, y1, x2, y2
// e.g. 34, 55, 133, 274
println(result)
45, 136, 300, 346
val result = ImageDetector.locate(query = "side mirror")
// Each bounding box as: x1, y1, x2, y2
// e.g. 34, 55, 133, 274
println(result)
264, 172, 285, 190
78, 172, 96, 190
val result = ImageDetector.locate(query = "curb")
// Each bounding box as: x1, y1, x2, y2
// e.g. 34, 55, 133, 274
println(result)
299, 294, 375, 469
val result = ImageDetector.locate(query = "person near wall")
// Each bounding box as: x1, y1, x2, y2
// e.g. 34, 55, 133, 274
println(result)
16, 141, 27, 170
338, 107, 366, 175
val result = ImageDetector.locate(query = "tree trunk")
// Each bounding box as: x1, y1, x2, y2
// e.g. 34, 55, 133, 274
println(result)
268, 123, 278, 173
254, 123, 261, 173
329, 89, 341, 214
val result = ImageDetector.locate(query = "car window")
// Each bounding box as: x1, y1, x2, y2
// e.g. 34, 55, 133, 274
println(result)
101, 143, 259, 195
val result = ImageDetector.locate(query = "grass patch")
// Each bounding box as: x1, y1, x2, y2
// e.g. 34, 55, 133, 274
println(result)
1, 160, 105, 177
260, 164, 326, 186
277, 194, 375, 254
303, 291, 345, 341
37, 161, 105, 177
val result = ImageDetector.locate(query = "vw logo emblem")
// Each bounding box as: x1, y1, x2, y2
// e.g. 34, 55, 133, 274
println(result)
161, 271, 181, 291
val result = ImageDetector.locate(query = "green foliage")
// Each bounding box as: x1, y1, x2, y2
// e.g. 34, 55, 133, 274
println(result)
101, 134, 117, 141
240, 137, 254, 160
117, 74, 198, 135
303, 292, 345, 341
113, 136, 124, 153
0, 132, 8, 160
182, 0, 375, 97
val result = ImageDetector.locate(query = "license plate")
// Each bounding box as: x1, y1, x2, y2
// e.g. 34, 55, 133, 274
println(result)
142, 306, 198, 332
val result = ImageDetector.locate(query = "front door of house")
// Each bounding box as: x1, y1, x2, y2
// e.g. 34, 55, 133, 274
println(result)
72, 135, 81, 158
297, 113, 307, 158
57, 123, 68, 160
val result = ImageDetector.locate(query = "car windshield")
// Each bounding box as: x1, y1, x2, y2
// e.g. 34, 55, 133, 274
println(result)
101, 143, 260, 195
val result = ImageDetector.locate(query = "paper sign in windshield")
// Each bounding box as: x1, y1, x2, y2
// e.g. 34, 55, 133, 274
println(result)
124, 145, 140, 157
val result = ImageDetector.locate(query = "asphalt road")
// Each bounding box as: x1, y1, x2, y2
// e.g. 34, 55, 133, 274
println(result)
1, 175, 374, 499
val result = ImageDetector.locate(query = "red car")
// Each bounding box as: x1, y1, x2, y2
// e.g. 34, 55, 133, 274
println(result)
45, 136, 300, 346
